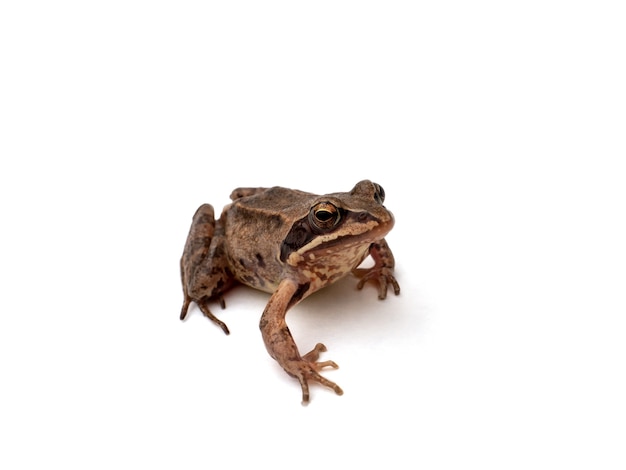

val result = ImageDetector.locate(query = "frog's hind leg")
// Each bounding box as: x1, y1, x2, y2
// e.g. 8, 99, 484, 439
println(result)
180, 289, 229, 334
229, 187, 268, 200
180, 203, 235, 334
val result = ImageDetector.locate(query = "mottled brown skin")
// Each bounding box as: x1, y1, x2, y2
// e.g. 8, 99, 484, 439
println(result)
180, 180, 400, 404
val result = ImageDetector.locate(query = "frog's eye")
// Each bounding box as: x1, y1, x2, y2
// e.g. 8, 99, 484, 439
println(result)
310, 202, 341, 231
374, 183, 385, 204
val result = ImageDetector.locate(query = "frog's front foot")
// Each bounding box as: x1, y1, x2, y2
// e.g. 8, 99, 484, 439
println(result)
289, 343, 343, 405
354, 266, 401, 300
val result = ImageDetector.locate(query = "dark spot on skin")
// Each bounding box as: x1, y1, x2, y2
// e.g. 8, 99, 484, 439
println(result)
189, 236, 211, 252
286, 354, 301, 363
207, 279, 226, 297
239, 258, 246, 267
256, 253, 265, 268
287, 282, 310, 309
328, 272, 345, 283
242, 275, 256, 285
213, 244, 225, 258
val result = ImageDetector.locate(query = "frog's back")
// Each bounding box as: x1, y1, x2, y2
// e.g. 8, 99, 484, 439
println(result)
230, 186, 312, 209
224, 186, 315, 292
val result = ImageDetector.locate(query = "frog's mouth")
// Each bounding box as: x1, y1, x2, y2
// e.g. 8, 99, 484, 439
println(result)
309, 220, 392, 252
282, 212, 394, 264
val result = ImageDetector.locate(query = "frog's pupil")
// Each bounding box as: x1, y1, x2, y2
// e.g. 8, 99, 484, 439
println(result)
317, 210, 333, 221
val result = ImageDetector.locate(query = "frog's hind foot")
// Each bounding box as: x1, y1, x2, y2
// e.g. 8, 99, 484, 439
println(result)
180, 296, 192, 321
198, 299, 230, 335
179, 296, 230, 335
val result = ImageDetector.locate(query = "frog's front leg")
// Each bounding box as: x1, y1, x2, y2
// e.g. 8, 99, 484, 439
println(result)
353, 238, 401, 299
180, 204, 235, 334
260, 279, 343, 405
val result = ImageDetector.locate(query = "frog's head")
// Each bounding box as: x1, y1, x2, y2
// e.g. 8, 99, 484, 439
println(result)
280, 180, 394, 265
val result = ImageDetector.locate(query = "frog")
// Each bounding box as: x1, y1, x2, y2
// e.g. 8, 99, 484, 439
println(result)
179, 180, 400, 404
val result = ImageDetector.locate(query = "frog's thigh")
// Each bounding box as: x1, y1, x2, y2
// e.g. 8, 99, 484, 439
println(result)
181, 204, 231, 300
229, 187, 268, 200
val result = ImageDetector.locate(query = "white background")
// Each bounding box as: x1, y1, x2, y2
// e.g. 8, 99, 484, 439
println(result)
1, 1, 625, 469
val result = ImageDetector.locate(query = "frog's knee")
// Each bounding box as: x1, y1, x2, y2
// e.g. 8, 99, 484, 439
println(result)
192, 203, 215, 222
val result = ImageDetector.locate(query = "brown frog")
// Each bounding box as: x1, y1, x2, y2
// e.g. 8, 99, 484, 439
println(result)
179, 180, 400, 404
